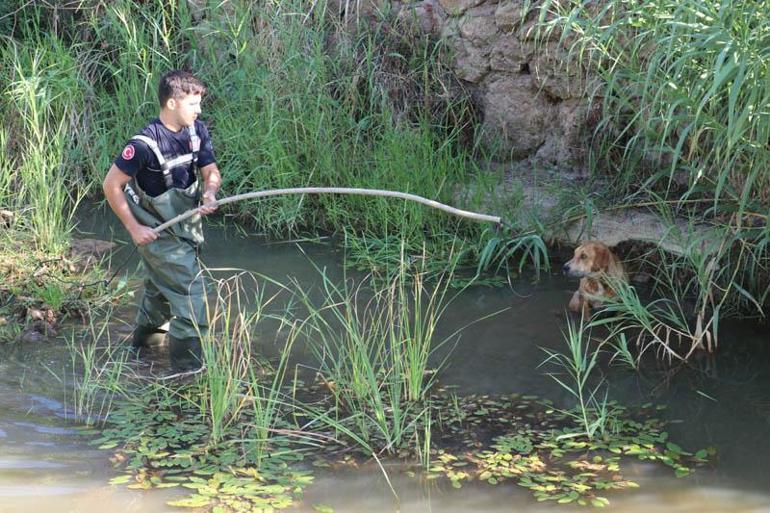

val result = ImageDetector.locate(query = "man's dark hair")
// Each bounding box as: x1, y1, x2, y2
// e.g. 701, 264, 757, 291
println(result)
158, 70, 206, 108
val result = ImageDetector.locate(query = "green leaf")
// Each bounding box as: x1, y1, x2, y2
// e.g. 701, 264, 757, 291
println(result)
127, 481, 152, 490
109, 474, 132, 485
155, 482, 180, 489
167, 495, 213, 508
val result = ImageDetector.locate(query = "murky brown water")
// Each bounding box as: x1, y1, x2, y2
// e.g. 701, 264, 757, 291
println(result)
2, 206, 769, 512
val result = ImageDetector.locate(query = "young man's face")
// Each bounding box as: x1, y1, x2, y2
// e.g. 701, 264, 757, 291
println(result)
167, 93, 202, 128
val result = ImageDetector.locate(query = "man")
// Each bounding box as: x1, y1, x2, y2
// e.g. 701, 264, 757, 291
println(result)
103, 70, 221, 371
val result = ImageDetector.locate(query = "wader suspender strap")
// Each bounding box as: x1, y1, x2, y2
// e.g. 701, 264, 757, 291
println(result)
189, 123, 200, 168
131, 125, 200, 190
188, 123, 201, 205
132, 135, 173, 189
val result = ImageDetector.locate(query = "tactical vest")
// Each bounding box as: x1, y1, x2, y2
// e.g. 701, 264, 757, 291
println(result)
124, 124, 204, 244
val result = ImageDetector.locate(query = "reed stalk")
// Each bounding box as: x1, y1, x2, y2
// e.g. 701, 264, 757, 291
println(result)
541, 314, 613, 440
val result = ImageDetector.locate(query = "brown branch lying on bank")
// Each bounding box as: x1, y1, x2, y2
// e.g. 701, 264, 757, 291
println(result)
150, 187, 504, 235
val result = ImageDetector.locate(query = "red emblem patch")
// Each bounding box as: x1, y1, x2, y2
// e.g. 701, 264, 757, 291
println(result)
121, 144, 135, 160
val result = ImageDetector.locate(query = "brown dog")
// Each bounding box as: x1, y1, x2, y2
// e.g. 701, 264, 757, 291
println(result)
563, 241, 627, 314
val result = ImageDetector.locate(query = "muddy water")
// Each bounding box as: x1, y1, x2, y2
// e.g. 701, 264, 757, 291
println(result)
2, 208, 770, 512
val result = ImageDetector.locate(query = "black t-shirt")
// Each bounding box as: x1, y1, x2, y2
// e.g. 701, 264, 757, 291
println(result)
114, 118, 216, 197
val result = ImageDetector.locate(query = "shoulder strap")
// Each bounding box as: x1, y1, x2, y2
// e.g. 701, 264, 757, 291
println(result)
131, 135, 164, 165
188, 123, 200, 168
131, 135, 174, 189
130, 126, 199, 190
188, 123, 202, 205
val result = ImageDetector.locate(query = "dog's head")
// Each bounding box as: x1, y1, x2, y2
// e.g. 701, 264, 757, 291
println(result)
563, 241, 614, 278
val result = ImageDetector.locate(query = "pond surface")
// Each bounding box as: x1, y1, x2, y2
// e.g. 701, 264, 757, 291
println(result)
2, 207, 769, 512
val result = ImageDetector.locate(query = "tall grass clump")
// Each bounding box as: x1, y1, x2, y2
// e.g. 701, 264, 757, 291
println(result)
2, 35, 88, 253
196, 270, 294, 450
293, 252, 474, 453
390, 259, 456, 403
0, 128, 13, 211
198, 272, 263, 444
477, 230, 551, 280
59, 306, 131, 425
538, 0, 770, 206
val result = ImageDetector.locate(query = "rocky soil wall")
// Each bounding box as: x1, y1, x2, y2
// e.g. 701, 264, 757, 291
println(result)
396, 0, 593, 169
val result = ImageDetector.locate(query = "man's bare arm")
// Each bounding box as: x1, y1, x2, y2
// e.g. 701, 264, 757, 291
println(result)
103, 164, 158, 246
199, 163, 221, 215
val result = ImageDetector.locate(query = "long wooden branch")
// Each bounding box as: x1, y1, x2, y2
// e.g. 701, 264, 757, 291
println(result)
151, 187, 503, 234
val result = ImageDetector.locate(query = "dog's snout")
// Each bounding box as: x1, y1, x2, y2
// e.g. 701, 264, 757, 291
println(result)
563, 263, 571, 274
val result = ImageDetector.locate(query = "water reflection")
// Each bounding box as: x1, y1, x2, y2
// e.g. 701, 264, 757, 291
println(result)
299, 462, 770, 513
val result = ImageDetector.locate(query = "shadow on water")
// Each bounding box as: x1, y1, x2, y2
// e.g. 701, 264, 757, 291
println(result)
1, 203, 768, 512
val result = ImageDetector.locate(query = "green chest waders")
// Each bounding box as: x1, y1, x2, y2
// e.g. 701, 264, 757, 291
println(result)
125, 125, 208, 369
126, 181, 207, 340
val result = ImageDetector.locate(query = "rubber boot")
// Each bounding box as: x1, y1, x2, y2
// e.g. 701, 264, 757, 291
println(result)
131, 325, 168, 350
169, 335, 203, 372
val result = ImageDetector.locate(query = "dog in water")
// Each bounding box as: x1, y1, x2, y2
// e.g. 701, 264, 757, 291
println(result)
563, 241, 627, 315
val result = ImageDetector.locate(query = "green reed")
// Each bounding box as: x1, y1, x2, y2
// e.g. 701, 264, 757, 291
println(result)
197, 270, 294, 448
244, 330, 296, 466
538, 0, 770, 204
296, 273, 415, 449
198, 272, 259, 444
292, 253, 467, 452
61, 306, 131, 425
0, 128, 13, 210
477, 231, 551, 280
3, 36, 86, 253
541, 314, 615, 441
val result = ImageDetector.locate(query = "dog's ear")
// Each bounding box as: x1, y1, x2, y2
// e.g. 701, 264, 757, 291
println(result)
591, 245, 610, 272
